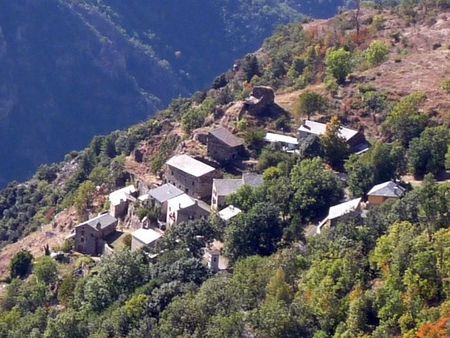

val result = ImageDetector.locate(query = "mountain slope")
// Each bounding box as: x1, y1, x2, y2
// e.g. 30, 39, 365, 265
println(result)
0, 0, 345, 186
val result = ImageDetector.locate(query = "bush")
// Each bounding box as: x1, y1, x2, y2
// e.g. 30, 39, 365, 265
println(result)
10, 250, 33, 279
441, 78, 450, 93
365, 41, 390, 66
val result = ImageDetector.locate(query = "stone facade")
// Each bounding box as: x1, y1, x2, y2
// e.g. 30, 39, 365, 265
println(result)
74, 215, 117, 256
207, 127, 244, 163
165, 160, 222, 199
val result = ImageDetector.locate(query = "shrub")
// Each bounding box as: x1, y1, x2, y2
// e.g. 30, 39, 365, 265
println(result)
365, 41, 390, 66
10, 250, 33, 279
441, 78, 450, 93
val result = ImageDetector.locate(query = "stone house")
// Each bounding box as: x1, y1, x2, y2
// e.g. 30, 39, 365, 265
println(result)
317, 198, 362, 234
142, 183, 184, 221
367, 181, 406, 206
298, 120, 369, 154
109, 185, 138, 218
166, 193, 210, 228
74, 213, 118, 256
165, 154, 222, 199
211, 173, 263, 210
207, 127, 245, 163
131, 228, 163, 252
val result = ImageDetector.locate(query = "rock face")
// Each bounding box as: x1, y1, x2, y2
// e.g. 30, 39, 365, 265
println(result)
245, 86, 275, 115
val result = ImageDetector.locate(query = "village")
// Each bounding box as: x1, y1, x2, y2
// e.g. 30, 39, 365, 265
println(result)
66, 85, 408, 273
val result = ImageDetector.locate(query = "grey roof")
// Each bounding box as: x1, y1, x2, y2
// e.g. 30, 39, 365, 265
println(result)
298, 120, 359, 142
210, 127, 244, 148
214, 173, 263, 196
367, 181, 406, 198
242, 173, 263, 187
78, 213, 117, 231
149, 183, 184, 203
166, 154, 215, 177
213, 178, 243, 196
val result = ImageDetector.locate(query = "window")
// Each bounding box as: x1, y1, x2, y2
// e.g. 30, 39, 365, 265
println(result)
185, 188, 189, 194
80, 237, 85, 243
81, 230, 85, 236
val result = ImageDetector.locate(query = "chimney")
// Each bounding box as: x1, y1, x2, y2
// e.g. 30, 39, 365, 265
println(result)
96, 222, 101, 230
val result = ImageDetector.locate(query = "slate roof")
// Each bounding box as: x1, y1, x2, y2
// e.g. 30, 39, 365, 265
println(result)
213, 173, 263, 197
242, 173, 263, 187
264, 132, 299, 145
298, 120, 359, 142
317, 198, 362, 233
167, 193, 196, 212
109, 185, 137, 206
78, 213, 117, 231
132, 228, 163, 245
166, 154, 216, 177
149, 183, 184, 203
219, 205, 242, 221
210, 127, 244, 148
367, 181, 406, 198
213, 178, 243, 196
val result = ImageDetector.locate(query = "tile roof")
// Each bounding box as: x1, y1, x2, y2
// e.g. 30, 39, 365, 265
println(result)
149, 183, 184, 203
298, 120, 359, 142
210, 127, 244, 147
367, 181, 406, 198
166, 154, 215, 177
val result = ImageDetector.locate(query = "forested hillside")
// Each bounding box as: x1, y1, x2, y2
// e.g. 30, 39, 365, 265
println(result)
0, 0, 346, 187
0, 0, 449, 337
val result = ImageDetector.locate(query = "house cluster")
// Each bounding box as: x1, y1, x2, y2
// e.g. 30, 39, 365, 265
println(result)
317, 180, 406, 234
68, 102, 383, 270
70, 126, 263, 272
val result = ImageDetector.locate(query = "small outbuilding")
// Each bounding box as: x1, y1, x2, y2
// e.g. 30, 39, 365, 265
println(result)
317, 198, 362, 234
109, 185, 138, 218
207, 127, 245, 163
367, 181, 406, 206
131, 228, 163, 252
74, 213, 118, 256
218, 205, 242, 223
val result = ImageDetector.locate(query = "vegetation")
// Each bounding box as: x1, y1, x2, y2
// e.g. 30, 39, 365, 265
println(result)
0, 2, 449, 337
294, 91, 328, 120
325, 48, 353, 84
9, 250, 33, 279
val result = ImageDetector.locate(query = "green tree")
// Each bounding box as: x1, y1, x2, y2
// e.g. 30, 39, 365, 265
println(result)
320, 116, 350, 167
34, 256, 58, 285
224, 202, 283, 263
44, 309, 88, 338
266, 268, 292, 303
365, 40, 390, 66
294, 91, 328, 120
73, 180, 95, 219
325, 48, 353, 84
408, 126, 450, 177
10, 250, 33, 279
242, 55, 260, 82
345, 155, 375, 197
382, 92, 428, 146
290, 158, 343, 223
